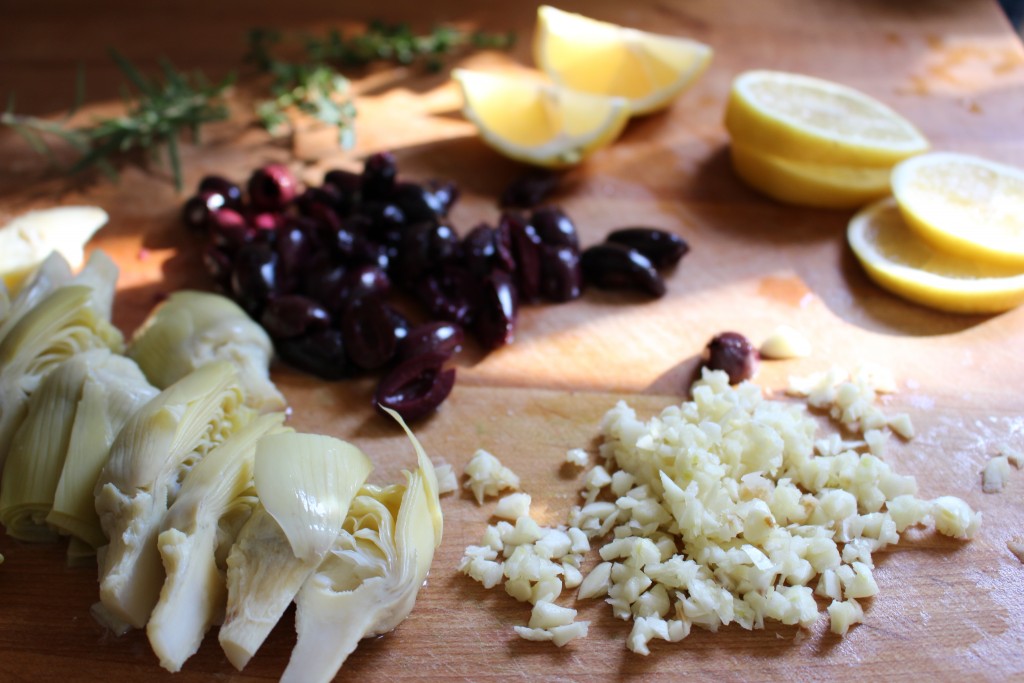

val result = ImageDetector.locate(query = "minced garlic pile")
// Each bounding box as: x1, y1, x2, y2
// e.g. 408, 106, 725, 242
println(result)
461, 366, 981, 653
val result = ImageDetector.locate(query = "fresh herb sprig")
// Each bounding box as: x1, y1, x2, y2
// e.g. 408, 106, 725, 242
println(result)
1, 51, 232, 190
246, 21, 515, 142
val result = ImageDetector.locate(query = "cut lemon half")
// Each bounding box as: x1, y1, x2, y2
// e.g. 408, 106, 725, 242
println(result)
725, 70, 929, 166
848, 197, 1024, 314
730, 143, 891, 209
891, 152, 1024, 267
453, 69, 629, 168
534, 5, 712, 115
0, 206, 108, 293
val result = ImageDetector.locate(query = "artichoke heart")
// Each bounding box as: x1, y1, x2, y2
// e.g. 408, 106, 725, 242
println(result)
219, 432, 373, 671
0, 251, 73, 348
147, 412, 288, 673
46, 354, 159, 550
0, 269, 123, 474
94, 361, 254, 629
280, 410, 442, 683
129, 291, 285, 412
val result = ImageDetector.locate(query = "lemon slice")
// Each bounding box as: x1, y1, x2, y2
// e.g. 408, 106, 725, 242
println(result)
891, 152, 1024, 267
848, 198, 1024, 314
0, 206, 108, 293
725, 70, 929, 166
730, 143, 891, 209
453, 69, 629, 168
533, 5, 713, 115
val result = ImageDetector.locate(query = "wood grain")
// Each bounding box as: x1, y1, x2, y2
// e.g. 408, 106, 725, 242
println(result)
1, 1, 1023, 681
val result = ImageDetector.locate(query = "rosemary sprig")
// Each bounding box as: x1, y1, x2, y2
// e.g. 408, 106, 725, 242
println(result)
246, 21, 515, 142
1, 51, 233, 190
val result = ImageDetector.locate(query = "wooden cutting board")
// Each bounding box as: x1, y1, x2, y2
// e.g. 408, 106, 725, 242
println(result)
1, 0, 1023, 680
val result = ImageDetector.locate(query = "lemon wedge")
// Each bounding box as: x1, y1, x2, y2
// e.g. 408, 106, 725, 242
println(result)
891, 152, 1024, 267
730, 143, 891, 209
725, 71, 929, 166
848, 198, 1024, 314
0, 206, 108, 293
453, 69, 629, 168
533, 5, 712, 115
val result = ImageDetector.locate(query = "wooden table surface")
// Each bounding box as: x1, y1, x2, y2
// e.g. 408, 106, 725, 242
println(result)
2, 1, 1024, 681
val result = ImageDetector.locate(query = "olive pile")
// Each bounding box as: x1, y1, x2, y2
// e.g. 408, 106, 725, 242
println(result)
183, 153, 688, 419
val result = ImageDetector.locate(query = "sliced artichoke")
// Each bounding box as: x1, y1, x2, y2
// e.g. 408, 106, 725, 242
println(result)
219, 432, 373, 670
129, 290, 285, 412
0, 252, 73, 347
280, 410, 442, 683
0, 275, 123, 473
147, 412, 288, 673
94, 361, 253, 628
46, 354, 158, 549
0, 350, 94, 542
0, 205, 107, 292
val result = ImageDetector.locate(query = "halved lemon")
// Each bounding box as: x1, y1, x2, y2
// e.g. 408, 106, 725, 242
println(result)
0, 206, 108, 293
891, 152, 1024, 267
730, 143, 891, 209
848, 198, 1024, 314
533, 5, 712, 115
452, 69, 629, 168
725, 70, 929, 166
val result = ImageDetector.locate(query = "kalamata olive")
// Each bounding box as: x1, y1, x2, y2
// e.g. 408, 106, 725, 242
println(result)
374, 351, 455, 421
539, 244, 582, 303
275, 222, 312, 293
398, 222, 460, 283
606, 227, 690, 269
531, 206, 579, 250
197, 175, 243, 209
209, 209, 252, 252
202, 246, 232, 290
500, 170, 560, 208
416, 266, 479, 327
703, 332, 759, 384
248, 211, 285, 234
350, 237, 392, 271
475, 270, 518, 350
399, 321, 464, 361
230, 244, 279, 316
463, 224, 498, 278
302, 260, 347, 305
505, 212, 543, 302
341, 297, 399, 371
276, 329, 350, 380
182, 191, 226, 231
426, 180, 459, 216
261, 295, 331, 339
248, 164, 298, 211
580, 243, 666, 297
323, 168, 362, 194
328, 265, 391, 314
392, 182, 445, 224
295, 185, 342, 216
361, 152, 398, 201
385, 305, 411, 343
363, 201, 406, 245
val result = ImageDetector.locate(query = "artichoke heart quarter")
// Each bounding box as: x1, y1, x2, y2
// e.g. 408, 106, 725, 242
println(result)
94, 361, 254, 629
0, 281, 123, 473
219, 432, 373, 671
147, 412, 288, 673
129, 291, 285, 412
280, 411, 442, 683
0, 251, 73, 348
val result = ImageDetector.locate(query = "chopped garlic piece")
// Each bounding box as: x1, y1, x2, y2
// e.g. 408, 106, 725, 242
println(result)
982, 456, 1011, 494
494, 493, 531, 520
1008, 538, 1024, 564
578, 561, 613, 600
828, 599, 864, 635
463, 449, 520, 504
999, 445, 1024, 469
759, 325, 811, 359
565, 448, 589, 467
931, 496, 981, 539
433, 461, 458, 494
528, 600, 576, 629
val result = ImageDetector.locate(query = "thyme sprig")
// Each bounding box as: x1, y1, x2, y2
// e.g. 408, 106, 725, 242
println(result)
1, 51, 232, 190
